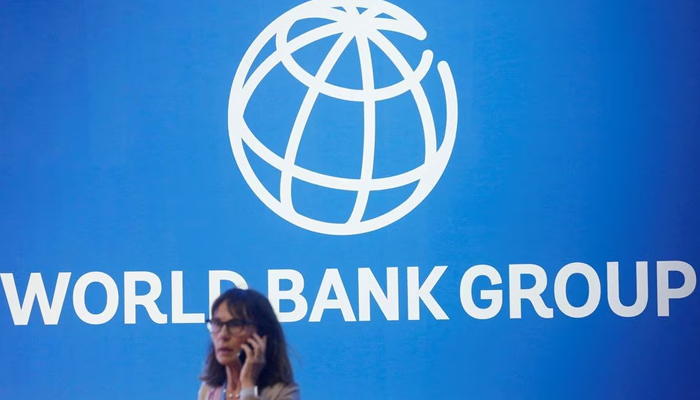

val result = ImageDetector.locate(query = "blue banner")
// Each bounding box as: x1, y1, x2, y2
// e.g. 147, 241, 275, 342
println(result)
1, 0, 699, 399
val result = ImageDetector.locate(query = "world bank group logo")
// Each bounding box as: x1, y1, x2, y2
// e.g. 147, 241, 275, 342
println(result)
228, 0, 457, 235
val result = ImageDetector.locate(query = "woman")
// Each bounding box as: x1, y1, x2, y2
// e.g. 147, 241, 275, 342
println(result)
198, 288, 300, 400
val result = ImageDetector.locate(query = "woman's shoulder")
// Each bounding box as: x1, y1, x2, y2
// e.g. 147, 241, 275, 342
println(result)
199, 382, 299, 400
197, 382, 217, 400
261, 382, 301, 400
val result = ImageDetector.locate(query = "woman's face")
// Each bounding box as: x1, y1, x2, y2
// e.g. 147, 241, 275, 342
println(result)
210, 301, 257, 366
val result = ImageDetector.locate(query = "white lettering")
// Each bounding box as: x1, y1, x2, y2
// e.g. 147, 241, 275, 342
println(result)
657, 260, 696, 317
171, 271, 204, 324
73, 272, 119, 325
407, 266, 448, 320
554, 262, 601, 318
607, 261, 648, 317
309, 269, 356, 322
460, 265, 502, 320
358, 267, 399, 321
268, 269, 308, 323
124, 271, 167, 324
208, 270, 248, 315
0, 272, 71, 325
509, 264, 553, 319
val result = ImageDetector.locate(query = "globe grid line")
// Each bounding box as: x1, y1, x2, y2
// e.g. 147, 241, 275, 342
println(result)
366, 29, 438, 159
278, 29, 358, 213
228, 0, 458, 235
232, 6, 439, 188
349, 10, 377, 223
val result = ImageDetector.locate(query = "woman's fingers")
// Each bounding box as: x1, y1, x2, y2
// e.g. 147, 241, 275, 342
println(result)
246, 333, 267, 361
239, 334, 268, 387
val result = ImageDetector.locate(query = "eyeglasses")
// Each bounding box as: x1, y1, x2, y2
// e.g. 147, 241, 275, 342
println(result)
205, 318, 254, 335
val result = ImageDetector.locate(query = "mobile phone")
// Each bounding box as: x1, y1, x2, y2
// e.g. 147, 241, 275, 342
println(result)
238, 349, 247, 365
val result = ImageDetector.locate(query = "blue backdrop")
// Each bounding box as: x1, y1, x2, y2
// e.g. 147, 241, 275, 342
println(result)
1, 0, 699, 399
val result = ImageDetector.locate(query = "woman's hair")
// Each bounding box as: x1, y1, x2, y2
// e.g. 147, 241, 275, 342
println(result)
200, 288, 294, 389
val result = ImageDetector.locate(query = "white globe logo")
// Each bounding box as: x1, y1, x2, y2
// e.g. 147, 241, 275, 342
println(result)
228, 0, 458, 235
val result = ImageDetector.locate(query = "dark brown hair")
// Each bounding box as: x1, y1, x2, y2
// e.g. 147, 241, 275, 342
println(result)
200, 288, 294, 389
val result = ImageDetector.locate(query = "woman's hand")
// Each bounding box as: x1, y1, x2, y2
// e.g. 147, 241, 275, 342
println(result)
240, 333, 267, 388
